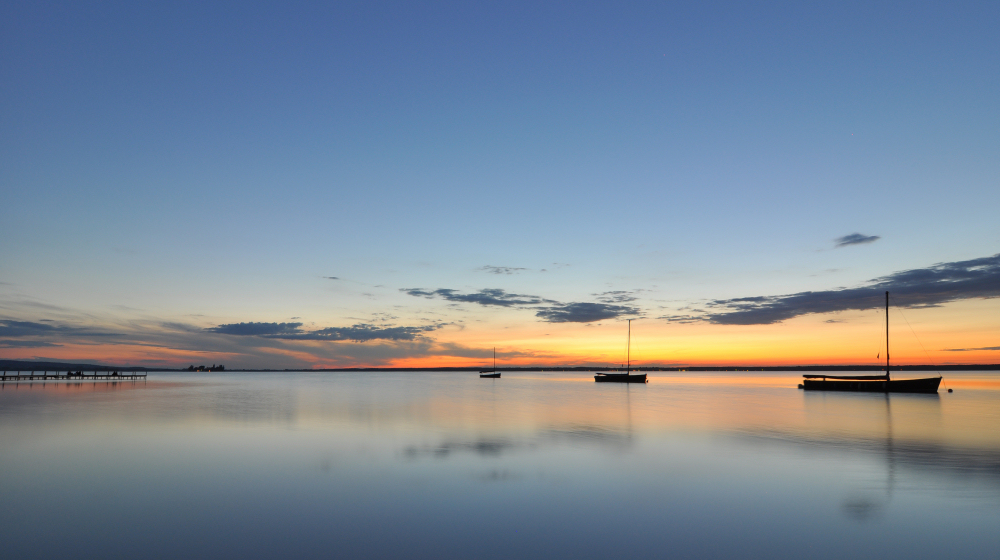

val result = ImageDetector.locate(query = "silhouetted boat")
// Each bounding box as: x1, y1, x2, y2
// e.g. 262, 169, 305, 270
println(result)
595, 320, 647, 383
480, 347, 501, 378
802, 291, 941, 393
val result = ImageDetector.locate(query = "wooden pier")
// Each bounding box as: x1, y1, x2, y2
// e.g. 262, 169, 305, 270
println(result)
1, 371, 147, 382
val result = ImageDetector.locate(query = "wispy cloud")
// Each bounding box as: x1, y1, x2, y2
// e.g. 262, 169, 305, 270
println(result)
402, 287, 642, 323
0, 319, 123, 338
477, 265, 528, 275
401, 288, 554, 307
594, 290, 639, 304
207, 321, 442, 342
308, 324, 441, 342
536, 302, 639, 323
835, 233, 880, 247
0, 310, 473, 369
0, 340, 63, 348
323, 276, 340, 280
943, 346, 1000, 352
0, 320, 60, 337
658, 314, 702, 324
669, 253, 1000, 325
207, 322, 304, 336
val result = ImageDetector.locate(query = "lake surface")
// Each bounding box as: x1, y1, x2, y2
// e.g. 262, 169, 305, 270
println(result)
1, 370, 998, 559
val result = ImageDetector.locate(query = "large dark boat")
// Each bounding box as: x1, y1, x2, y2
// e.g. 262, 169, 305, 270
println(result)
480, 347, 501, 378
595, 320, 647, 383
801, 291, 941, 393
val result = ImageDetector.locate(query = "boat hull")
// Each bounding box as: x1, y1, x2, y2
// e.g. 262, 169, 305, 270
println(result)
802, 376, 941, 393
479, 372, 500, 378
594, 373, 647, 383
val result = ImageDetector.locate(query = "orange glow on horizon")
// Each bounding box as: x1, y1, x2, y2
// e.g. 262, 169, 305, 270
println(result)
3, 299, 997, 369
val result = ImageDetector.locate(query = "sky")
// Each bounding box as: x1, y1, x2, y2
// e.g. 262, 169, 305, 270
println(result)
2, 1, 999, 369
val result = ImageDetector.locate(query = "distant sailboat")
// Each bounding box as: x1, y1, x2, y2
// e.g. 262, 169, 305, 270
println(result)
480, 347, 501, 378
801, 291, 941, 393
595, 320, 647, 383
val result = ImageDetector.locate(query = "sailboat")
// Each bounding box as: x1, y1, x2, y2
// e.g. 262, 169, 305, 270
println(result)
480, 347, 501, 378
595, 319, 647, 383
801, 291, 941, 393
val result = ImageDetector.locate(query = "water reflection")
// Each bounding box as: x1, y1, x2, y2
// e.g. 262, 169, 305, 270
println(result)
1, 371, 998, 560
404, 438, 520, 458
839, 394, 895, 522
0, 378, 148, 393
541, 425, 634, 447
792, 392, 1000, 483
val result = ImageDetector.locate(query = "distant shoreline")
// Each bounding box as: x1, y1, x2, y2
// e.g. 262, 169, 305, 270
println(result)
2, 360, 998, 373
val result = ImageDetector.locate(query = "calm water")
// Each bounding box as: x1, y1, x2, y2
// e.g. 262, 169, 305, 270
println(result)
1, 370, 998, 559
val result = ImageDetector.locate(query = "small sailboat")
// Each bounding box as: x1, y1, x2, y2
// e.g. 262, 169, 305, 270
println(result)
595, 319, 647, 383
480, 347, 501, 378
801, 291, 941, 393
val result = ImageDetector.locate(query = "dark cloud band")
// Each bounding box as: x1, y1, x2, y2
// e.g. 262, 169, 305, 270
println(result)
686, 253, 1000, 325
401, 288, 553, 307
0, 320, 122, 339
477, 266, 528, 275
207, 322, 303, 336
835, 233, 880, 247
536, 303, 639, 323
207, 321, 440, 342
0, 340, 63, 348
401, 288, 640, 323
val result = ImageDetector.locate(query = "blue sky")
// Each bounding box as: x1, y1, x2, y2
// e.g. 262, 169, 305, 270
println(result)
2, 1, 998, 367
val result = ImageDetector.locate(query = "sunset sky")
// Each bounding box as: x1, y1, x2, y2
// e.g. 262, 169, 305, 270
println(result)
2, 1, 998, 368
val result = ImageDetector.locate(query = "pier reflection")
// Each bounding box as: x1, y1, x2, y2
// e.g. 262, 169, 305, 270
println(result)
0, 379, 147, 393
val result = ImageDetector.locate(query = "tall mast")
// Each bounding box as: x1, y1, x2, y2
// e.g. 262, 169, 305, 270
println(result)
627, 319, 631, 373
885, 291, 890, 382
493, 347, 496, 372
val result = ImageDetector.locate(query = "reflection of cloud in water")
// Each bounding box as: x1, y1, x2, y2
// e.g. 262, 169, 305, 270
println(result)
744, 430, 1000, 486
842, 496, 886, 522
540, 424, 634, 449
479, 469, 519, 482
403, 438, 523, 459
402, 424, 634, 461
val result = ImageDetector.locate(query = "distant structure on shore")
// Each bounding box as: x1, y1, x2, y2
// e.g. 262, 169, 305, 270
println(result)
186, 364, 225, 372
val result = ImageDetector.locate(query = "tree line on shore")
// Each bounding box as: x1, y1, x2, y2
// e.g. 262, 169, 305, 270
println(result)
186, 364, 225, 371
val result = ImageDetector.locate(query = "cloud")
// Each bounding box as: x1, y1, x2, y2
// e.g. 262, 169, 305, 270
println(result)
594, 290, 638, 304
689, 253, 1000, 325
323, 276, 339, 280
206, 321, 441, 342
536, 302, 639, 323
0, 320, 59, 337
943, 346, 1000, 352
404, 438, 518, 459
306, 324, 440, 342
0, 340, 62, 348
207, 322, 304, 336
0, 306, 469, 369
402, 288, 553, 307
0, 319, 122, 339
158, 321, 207, 334
477, 265, 528, 275
403, 287, 643, 323
657, 314, 701, 324
835, 233, 880, 247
